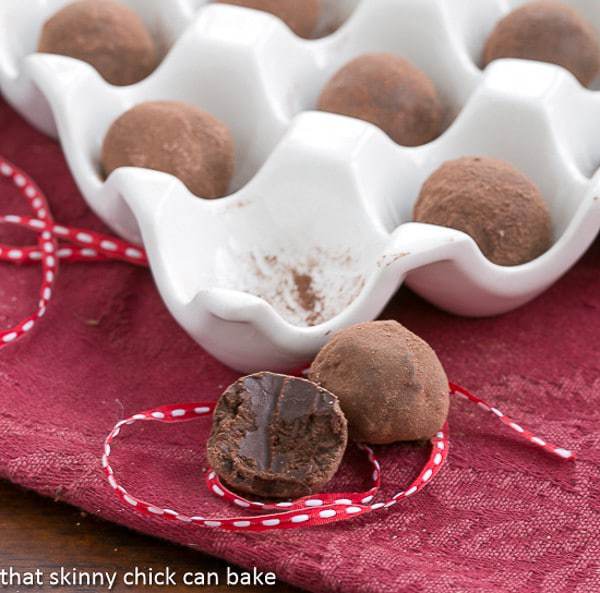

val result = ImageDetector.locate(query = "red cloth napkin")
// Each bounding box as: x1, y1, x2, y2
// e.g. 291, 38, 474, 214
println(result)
1, 97, 599, 593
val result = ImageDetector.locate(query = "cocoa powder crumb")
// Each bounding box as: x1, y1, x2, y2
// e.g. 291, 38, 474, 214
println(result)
292, 271, 317, 312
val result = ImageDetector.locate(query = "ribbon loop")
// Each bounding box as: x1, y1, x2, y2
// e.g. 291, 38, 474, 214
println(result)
100, 386, 573, 533
101, 401, 449, 532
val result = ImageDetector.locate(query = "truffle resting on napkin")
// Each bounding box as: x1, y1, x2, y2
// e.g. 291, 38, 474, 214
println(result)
309, 321, 449, 444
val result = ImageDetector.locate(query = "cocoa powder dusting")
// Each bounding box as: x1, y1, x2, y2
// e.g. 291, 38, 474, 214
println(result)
224, 249, 365, 327
292, 271, 317, 312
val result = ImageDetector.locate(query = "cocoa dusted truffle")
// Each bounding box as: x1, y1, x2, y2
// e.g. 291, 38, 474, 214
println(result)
101, 101, 235, 199
38, 0, 158, 86
317, 53, 444, 147
309, 321, 449, 445
207, 372, 348, 499
483, 1, 600, 87
215, 0, 321, 38
413, 156, 552, 266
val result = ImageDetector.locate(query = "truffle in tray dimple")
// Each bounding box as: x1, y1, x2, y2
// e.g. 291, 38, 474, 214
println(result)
317, 53, 444, 147
483, 1, 600, 87
309, 321, 450, 445
215, 0, 321, 39
37, 0, 158, 87
207, 372, 348, 500
413, 156, 553, 267
101, 101, 235, 199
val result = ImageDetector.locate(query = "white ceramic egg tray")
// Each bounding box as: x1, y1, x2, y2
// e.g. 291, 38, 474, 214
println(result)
1, 0, 600, 372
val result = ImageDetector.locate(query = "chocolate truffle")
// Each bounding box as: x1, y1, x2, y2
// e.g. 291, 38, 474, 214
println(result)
309, 321, 449, 445
483, 1, 600, 86
215, 0, 321, 38
413, 156, 552, 266
101, 101, 235, 199
38, 0, 158, 86
317, 53, 444, 147
207, 372, 348, 499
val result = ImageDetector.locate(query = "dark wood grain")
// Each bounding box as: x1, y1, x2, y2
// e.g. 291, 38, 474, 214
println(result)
0, 479, 302, 592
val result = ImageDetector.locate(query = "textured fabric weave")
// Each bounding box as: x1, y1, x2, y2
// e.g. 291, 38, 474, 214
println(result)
0, 98, 599, 593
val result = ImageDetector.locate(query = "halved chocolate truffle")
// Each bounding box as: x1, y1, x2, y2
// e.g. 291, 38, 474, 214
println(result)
101, 101, 235, 199
215, 0, 321, 38
38, 0, 158, 86
483, 1, 600, 87
207, 372, 348, 499
317, 53, 444, 147
309, 321, 449, 445
413, 156, 552, 266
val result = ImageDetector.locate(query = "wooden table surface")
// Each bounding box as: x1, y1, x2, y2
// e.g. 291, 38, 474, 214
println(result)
0, 479, 302, 592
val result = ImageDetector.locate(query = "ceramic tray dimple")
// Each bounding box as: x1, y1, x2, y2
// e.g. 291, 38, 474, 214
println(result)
5, 0, 600, 372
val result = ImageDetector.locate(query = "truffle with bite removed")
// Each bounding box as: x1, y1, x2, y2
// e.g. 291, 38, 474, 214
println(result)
207, 372, 348, 499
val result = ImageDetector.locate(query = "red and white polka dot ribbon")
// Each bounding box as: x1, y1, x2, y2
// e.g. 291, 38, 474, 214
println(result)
449, 383, 575, 460
101, 384, 574, 533
0, 156, 148, 349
